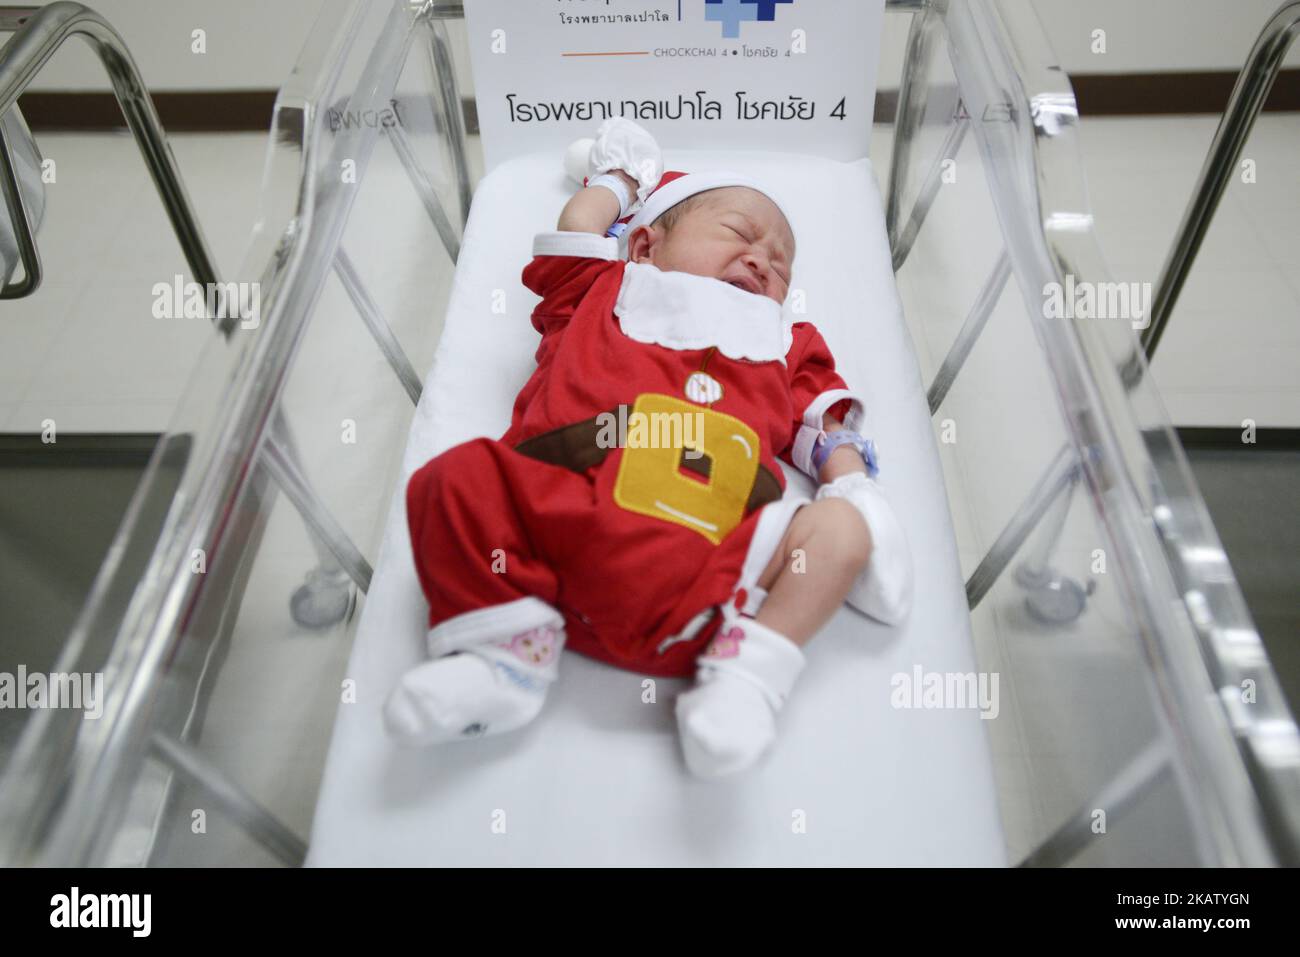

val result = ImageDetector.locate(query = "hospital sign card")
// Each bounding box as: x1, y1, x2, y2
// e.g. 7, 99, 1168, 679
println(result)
463, 0, 884, 170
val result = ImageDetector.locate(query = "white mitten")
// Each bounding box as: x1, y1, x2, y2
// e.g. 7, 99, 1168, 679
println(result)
568, 117, 663, 216
815, 472, 914, 625
564, 137, 596, 186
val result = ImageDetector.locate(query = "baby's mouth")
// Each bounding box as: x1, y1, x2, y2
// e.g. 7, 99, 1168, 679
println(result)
724, 275, 762, 296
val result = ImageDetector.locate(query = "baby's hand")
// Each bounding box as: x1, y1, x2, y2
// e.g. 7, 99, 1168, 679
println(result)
814, 472, 913, 625
584, 118, 664, 215
557, 120, 663, 235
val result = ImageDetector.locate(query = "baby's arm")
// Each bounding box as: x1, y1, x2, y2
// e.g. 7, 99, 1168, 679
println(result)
525, 118, 658, 339
816, 414, 868, 485
812, 414, 913, 626
783, 330, 912, 623
557, 169, 639, 235
742, 412, 890, 649
555, 118, 663, 235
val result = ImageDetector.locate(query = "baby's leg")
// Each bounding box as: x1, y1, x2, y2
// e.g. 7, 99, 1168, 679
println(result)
753, 497, 873, 644
676, 499, 871, 778
385, 439, 568, 746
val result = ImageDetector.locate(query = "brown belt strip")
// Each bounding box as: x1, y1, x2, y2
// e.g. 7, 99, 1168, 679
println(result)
514, 408, 783, 515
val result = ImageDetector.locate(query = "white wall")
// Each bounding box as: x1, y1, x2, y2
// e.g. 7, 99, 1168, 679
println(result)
20, 0, 1299, 95
1031, 0, 1300, 74
24, 0, 327, 91
876, 0, 1299, 92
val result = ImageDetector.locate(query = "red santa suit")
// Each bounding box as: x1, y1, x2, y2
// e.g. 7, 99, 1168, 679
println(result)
406, 228, 865, 678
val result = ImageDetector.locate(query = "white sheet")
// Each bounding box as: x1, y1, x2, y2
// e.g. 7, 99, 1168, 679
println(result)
307, 150, 1007, 866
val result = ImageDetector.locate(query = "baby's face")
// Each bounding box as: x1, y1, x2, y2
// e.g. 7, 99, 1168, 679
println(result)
628, 187, 795, 305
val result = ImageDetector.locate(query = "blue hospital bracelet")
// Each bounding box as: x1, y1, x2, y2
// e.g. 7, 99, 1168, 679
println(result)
812, 430, 880, 478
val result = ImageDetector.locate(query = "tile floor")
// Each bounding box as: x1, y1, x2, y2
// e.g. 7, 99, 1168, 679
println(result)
2, 111, 1296, 865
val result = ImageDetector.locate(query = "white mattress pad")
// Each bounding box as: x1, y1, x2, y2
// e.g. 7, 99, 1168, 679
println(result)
307, 149, 1006, 866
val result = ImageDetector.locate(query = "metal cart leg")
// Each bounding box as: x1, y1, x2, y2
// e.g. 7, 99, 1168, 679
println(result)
1017, 741, 1170, 867
885, 1, 974, 272
333, 247, 423, 405
886, 0, 943, 240
966, 446, 1080, 609
262, 1, 477, 626
928, 249, 1011, 412
150, 733, 307, 867
0, 112, 42, 298
1014, 467, 1088, 624
1137, 0, 1300, 368
262, 415, 372, 629
891, 116, 968, 273
424, 13, 472, 229
326, 7, 474, 403
387, 121, 461, 264
0, 3, 223, 319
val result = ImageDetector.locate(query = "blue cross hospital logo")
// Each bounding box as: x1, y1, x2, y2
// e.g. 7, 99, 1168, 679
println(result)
705, 0, 794, 39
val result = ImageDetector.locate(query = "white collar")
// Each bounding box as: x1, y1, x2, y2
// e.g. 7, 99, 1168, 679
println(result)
613, 262, 794, 365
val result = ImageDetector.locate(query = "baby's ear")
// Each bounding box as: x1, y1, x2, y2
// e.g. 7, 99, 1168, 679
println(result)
626, 224, 660, 264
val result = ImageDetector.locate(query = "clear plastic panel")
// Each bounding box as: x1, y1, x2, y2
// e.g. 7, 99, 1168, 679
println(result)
0, 0, 473, 865
885, 0, 1299, 865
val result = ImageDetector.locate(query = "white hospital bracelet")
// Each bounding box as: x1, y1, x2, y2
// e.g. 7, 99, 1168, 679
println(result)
587, 173, 633, 218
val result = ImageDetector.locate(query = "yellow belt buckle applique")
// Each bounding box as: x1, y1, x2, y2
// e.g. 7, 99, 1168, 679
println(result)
611, 393, 760, 545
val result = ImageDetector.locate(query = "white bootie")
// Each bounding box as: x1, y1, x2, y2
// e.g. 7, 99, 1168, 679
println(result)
676, 617, 805, 779
815, 472, 914, 625
384, 598, 564, 746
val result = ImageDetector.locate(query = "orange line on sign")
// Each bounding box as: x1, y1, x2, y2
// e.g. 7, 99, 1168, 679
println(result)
561, 51, 650, 56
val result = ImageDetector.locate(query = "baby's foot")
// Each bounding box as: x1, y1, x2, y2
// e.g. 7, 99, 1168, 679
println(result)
676, 618, 805, 779
385, 624, 563, 745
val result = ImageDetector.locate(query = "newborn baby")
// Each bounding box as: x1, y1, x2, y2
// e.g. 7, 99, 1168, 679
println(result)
386, 119, 913, 778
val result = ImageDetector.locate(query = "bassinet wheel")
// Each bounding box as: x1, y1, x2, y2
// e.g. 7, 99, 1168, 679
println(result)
290, 567, 357, 629
1022, 575, 1087, 624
